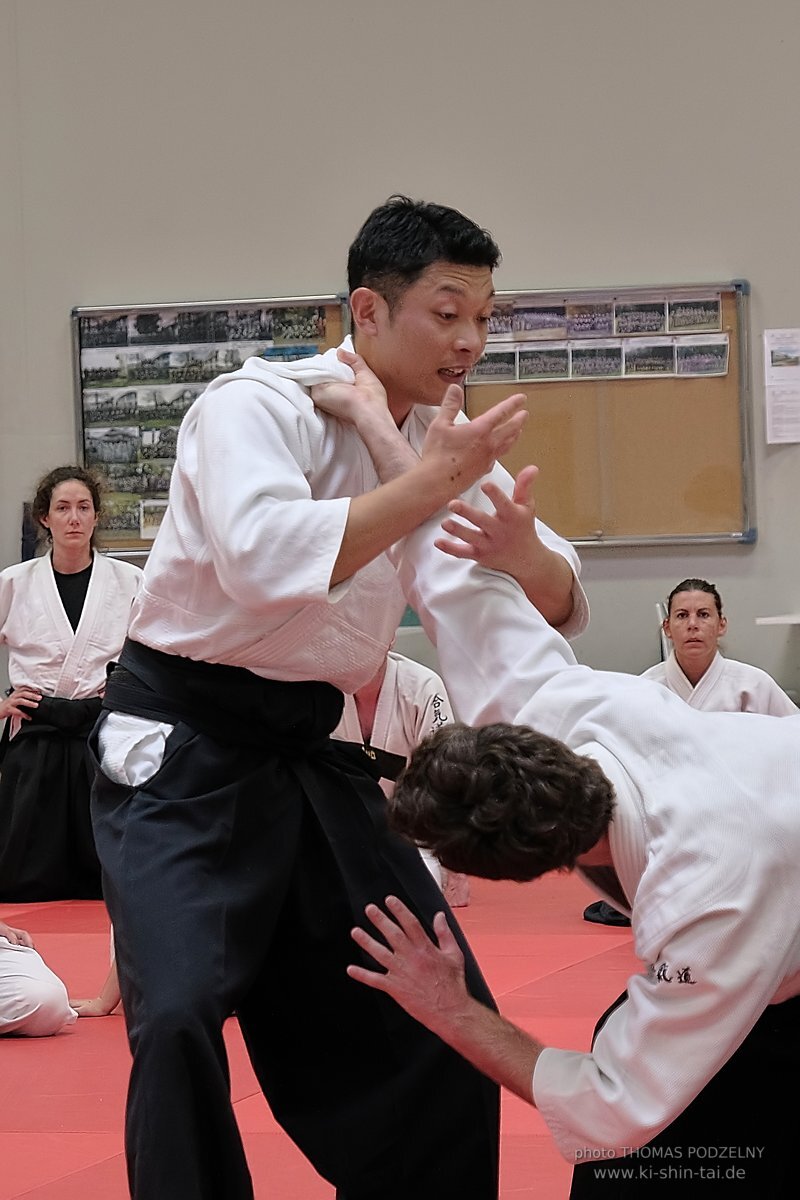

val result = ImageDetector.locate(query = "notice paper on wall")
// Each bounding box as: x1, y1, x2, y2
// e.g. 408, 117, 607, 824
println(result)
763, 328, 800, 443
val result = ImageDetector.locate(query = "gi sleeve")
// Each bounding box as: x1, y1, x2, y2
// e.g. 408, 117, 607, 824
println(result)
189, 381, 352, 612
533, 886, 797, 1161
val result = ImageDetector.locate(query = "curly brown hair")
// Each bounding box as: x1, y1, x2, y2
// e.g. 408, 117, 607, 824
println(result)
31, 465, 103, 546
389, 722, 615, 883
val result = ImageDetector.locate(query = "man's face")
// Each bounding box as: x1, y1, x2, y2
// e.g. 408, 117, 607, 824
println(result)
357, 261, 495, 422
663, 590, 726, 675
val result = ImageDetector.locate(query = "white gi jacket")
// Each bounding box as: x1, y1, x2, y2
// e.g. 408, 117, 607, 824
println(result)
127, 340, 588, 694
641, 650, 797, 715
394, 518, 800, 1162
0, 552, 142, 737
332, 651, 453, 799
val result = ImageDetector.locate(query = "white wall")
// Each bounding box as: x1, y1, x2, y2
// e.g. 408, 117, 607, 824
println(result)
3, 0, 800, 690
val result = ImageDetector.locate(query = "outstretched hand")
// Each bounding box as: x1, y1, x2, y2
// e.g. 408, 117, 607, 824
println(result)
349, 897, 548, 1108
421, 390, 528, 497
435, 464, 542, 575
347, 896, 470, 1032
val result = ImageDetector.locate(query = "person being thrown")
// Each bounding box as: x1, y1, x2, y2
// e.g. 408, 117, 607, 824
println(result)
337, 469, 800, 1196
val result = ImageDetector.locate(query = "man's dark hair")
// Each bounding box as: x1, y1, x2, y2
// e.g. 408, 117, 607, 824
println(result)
347, 195, 501, 311
389, 722, 615, 883
666, 578, 723, 617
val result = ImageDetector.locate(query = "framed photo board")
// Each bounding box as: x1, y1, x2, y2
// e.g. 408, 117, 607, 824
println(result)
468, 280, 754, 547
72, 295, 348, 552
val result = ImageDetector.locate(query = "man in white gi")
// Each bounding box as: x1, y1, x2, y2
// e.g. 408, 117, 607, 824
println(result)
91, 196, 588, 1200
0, 917, 77, 1036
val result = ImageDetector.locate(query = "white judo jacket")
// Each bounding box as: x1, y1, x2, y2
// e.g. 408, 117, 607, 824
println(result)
641, 649, 798, 715
394, 517, 800, 1162
127, 340, 588, 695
0, 552, 142, 737
333, 651, 453, 799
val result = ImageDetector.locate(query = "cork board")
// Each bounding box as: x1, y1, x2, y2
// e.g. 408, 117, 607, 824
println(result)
466, 283, 753, 546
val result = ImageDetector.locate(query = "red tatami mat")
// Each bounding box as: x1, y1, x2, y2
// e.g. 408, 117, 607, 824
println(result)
1, 873, 637, 1199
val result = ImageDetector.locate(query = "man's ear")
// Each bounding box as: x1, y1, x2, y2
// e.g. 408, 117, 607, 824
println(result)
350, 287, 385, 336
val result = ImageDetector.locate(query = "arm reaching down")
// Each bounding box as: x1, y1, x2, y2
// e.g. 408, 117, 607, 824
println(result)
348, 896, 544, 1104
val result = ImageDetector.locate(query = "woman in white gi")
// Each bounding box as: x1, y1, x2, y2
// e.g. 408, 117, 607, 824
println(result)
0, 917, 77, 1035
584, 576, 798, 926
642, 576, 797, 714
0, 466, 141, 900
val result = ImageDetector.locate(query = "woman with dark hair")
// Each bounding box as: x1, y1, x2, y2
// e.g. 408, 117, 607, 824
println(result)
642, 576, 797, 713
0, 465, 141, 899
586, 577, 796, 926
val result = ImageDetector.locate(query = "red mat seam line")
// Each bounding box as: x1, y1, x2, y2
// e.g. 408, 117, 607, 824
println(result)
8, 1148, 126, 1200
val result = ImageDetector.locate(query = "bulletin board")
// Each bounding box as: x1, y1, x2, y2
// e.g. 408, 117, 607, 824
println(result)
466, 281, 754, 546
71, 295, 348, 552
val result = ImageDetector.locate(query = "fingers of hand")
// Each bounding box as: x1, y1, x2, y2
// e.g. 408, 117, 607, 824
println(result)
492, 391, 527, 417
350, 924, 394, 969
512, 464, 540, 507
478, 481, 517, 519
495, 416, 527, 457
478, 408, 527, 459
360, 898, 411, 950
433, 537, 475, 561
3, 926, 30, 947
446, 498, 487, 526
476, 394, 523, 433
439, 384, 465, 422
432, 910, 460, 954
339, 348, 380, 386
346, 963, 390, 992
440, 516, 484, 548
496, 409, 528, 443
310, 382, 338, 405
384, 895, 433, 948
